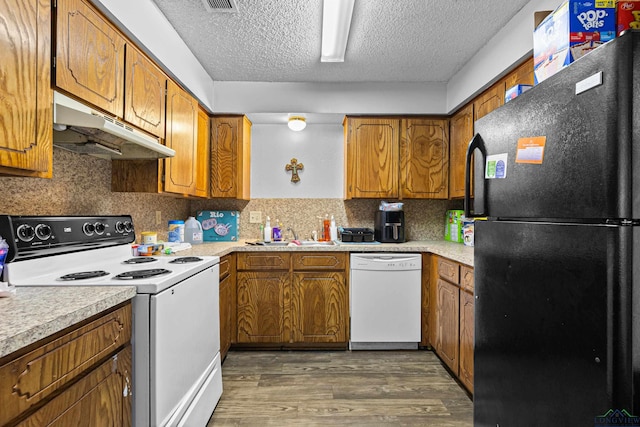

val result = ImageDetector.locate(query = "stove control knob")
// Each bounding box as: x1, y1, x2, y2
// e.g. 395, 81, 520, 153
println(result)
35, 224, 52, 240
123, 221, 133, 233
94, 222, 106, 235
83, 222, 95, 236
17, 224, 35, 242
115, 221, 125, 233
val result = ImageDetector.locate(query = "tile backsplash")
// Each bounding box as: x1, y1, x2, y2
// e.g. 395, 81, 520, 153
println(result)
1, 149, 462, 242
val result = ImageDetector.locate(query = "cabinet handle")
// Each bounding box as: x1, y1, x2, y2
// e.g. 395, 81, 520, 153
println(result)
465, 133, 487, 218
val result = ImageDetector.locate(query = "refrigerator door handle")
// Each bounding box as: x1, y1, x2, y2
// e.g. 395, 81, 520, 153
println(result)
465, 133, 487, 218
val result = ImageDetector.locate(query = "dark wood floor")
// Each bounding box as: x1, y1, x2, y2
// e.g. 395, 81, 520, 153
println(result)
207, 350, 473, 426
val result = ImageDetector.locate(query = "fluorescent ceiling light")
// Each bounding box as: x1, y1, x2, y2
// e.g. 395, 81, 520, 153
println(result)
288, 116, 307, 131
321, 0, 355, 62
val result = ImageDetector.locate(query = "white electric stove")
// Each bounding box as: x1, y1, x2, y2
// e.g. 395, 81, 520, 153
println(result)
0, 215, 223, 427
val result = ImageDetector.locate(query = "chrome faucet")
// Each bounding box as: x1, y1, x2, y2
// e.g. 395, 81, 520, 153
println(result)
287, 227, 298, 241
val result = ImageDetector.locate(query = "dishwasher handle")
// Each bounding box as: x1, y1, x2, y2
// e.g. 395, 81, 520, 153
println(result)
350, 254, 422, 271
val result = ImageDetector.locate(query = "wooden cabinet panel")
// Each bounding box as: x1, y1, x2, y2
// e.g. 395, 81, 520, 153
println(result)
291, 253, 346, 271
236, 271, 290, 343
219, 254, 232, 280
344, 117, 399, 199
220, 273, 233, 359
436, 278, 460, 375
164, 79, 198, 195
0, 0, 52, 177
503, 57, 534, 89
124, 44, 167, 139
211, 115, 251, 200
421, 253, 432, 347
449, 104, 474, 199
400, 119, 449, 199
195, 107, 211, 198
459, 289, 474, 393
474, 83, 504, 122
291, 272, 348, 343
0, 305, 132, 426
437, 257, 460, 283
16, 345, 132, 427
461, 265, 474, 294
55, 0, 125, 117
237, 253, 290, 270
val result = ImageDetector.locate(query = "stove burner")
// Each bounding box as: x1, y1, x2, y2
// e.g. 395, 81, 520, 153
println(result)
59, 270, 110, 281
123, 257, 158, 264
169, 256, 203, 264
115, 269, 172, 280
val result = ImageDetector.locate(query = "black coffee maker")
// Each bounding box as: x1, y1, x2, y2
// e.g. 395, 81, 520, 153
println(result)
374, 211, 405, 243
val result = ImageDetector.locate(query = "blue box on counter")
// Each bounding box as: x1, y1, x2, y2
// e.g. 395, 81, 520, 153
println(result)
197, 211, 240, 242
505, 84, 532, 103
533, 0, 616, 84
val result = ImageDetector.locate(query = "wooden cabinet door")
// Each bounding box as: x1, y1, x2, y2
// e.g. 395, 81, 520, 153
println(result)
219, 273, 232, 360
436, 278, 460, 375
291, 272, 348, 343
164, 79, 198, 195
400, 118, 449, 199
124, 44, 167, 139
236, 271, 289, 343
0, 0, 52, 177
15, 346, 132, 427
449, 104, 474, 199
474, 83, 504, 122
345, 117, 399, 199
503, 57, 534, 89
210, 116, 251, 200
55, 0, 125, 117
459, 289, 474, 393
195, 107, 211, 198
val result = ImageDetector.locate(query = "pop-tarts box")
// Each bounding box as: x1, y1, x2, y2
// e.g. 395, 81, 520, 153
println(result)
197, 210, 240, 241
533, 0, 616, 84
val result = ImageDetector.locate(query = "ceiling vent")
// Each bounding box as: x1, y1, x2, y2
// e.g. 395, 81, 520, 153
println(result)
200, 0, 238, 13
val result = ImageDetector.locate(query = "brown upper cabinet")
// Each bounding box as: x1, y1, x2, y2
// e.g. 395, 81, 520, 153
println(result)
55, 0, 126, 117
344, 116, 449, 200
195, 107, 211, 199
124, 44, 167, 139
211, 115, 252, 200
0, 0, 53, 178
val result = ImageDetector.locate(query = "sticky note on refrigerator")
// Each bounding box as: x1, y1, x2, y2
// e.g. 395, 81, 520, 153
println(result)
485, 153, 508, 179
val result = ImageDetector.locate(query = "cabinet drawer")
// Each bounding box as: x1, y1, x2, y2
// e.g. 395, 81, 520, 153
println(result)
219, 255, 232, 279
292, 253, 346, 271
461, 265, 474, 293
0, 304, 132, 426
237, 253, 290, 270
437, 257, 460, 283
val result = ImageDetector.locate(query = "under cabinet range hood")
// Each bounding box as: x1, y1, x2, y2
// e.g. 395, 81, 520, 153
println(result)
52, 91, 175, 160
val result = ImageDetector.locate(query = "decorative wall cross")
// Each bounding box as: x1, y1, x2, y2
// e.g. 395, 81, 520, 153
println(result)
285, 158, 304, 183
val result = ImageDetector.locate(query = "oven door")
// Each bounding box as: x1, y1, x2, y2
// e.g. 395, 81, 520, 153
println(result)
150, 265, 222, 426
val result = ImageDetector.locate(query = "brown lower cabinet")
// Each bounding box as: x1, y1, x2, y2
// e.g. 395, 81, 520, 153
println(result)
235, 252, 348, 347
219, 254, 236, 360
426, 255, 475, 394
0, 303, 133, 426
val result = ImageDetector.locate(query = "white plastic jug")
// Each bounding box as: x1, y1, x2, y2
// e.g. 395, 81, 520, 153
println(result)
184, 216, 203, 244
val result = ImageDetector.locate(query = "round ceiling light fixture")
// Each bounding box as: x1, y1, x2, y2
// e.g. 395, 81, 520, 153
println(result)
288, 115, 307, 131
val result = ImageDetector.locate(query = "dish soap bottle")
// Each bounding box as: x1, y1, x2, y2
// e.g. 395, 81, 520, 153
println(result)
184, 216, 203, 245
322, 214, 330, 242
264, 216, 272, 243
329, 215, 338, 241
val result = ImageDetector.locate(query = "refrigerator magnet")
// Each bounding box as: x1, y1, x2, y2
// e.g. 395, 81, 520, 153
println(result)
485, 153, 508, 179
515, 136, 546, 164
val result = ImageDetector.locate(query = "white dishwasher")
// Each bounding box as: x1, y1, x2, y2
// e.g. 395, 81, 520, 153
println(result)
350, 253, 422, 350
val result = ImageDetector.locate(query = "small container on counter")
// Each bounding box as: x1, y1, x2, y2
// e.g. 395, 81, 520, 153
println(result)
168, 220, 185, 243
141, 231, 157, 245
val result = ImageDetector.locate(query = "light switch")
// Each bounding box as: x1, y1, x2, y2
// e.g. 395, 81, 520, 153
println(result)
155, 211, 162, 225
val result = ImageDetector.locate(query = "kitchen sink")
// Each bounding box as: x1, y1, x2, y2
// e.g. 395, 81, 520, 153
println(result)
246, 240, 338, 247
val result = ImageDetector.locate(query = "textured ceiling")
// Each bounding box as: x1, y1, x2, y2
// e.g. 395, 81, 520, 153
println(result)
149, 0, 532, 83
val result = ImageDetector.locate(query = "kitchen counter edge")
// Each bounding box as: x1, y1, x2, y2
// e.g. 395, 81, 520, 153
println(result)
0, 286, 137, 359
177, 240, 474, 267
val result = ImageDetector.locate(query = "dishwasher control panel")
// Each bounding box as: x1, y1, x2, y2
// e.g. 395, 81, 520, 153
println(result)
350, 253, 421, 271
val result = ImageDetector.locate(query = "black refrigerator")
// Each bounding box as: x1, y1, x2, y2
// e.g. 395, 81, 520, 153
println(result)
466, 31, 640, 426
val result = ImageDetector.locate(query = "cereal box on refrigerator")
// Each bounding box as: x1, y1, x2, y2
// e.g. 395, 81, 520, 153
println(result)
533, 0, 616, 84
197, 210, 240, 241
617, 0, 640, 35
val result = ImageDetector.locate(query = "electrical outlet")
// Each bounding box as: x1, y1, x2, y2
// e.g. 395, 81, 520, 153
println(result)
155, 211, 162, 225
249, 211, 262, 224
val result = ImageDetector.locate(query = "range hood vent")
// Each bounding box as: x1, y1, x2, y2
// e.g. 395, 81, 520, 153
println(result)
201, 0, 238, 13
52, 91, 175, 160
